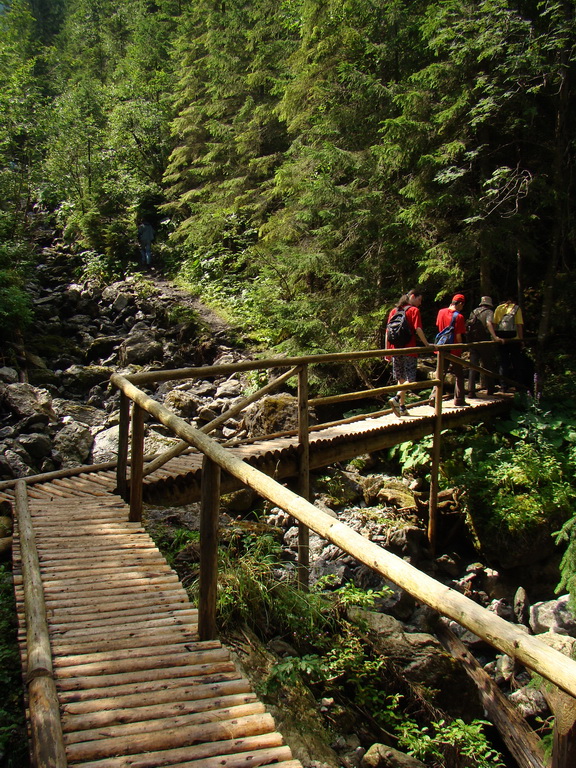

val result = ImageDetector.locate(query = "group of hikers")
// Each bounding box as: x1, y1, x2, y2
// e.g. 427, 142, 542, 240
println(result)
385, 289, 528, 418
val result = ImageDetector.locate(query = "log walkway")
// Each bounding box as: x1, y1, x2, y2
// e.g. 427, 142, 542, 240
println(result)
7, 394, 510, 766
12, 487, 302, 768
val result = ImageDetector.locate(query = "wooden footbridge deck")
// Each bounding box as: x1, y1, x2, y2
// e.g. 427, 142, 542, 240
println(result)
1, 395, 509, 508
6, 346, 538, 767
12, 485, 302, 768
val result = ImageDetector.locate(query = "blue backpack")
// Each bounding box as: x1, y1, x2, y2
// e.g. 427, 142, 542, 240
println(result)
435, 311, 459, 346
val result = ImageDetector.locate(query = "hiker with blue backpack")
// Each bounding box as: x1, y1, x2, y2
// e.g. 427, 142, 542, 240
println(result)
430, 293, 468, 408
385, 288, 432, 417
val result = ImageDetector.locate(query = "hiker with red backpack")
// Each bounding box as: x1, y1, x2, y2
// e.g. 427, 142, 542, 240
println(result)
385, 288, 431, 417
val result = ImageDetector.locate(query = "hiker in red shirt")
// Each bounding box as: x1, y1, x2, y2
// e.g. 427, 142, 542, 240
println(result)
433, 293, 467, 407
385, 288, 431, 417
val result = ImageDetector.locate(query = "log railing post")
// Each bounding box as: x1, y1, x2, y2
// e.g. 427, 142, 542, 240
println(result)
429, 350, 445, 554
15, 480, 68, 768
297, 364, 310, 591
199, 456, 221, 641
129, 403, 145, 523
117, 392, 130, 501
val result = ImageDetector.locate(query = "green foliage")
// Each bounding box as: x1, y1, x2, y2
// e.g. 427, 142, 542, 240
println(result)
454, 401, 576, 538
187, 531, 337, 644
166, 303, 201, 326
389, 435, 435, 477
398, 717, 505, 768
0, 566, 29, 767
313, 576, 392, 609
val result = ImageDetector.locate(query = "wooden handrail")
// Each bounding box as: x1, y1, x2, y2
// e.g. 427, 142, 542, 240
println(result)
15, 480, 68, 768
122, 338, 518, 387
110, 372, 576, 701
141, 365, 301, 478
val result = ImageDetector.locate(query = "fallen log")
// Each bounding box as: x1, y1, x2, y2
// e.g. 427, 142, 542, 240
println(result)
435, 620, 547, 768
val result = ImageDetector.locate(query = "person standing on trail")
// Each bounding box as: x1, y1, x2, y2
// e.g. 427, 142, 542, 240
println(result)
466, 296, 502, 398
138, 220, 155, 267
493, 297, 524, 391
385, 288, 431, 418
431, 293, 467, 407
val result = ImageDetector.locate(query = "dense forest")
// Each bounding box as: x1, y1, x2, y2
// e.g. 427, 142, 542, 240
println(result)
0, 0, 575, 355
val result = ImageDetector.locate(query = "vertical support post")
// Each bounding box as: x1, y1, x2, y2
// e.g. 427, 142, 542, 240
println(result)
129, 403, 145, 523
199, 456, 221, 641
117, 392, 130, 501
552, 721, 576, 768
544, 688, 576, 768
429, 351, 445, 554
297, 364, 310, 591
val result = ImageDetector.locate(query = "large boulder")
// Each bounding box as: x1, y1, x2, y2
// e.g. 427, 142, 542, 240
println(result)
91, 425, 120, 463
53, 422, 93, 467
347, 608, 482, 720
529, 594, 576, 636
241, 393, 312, 437
119, 329, 163, 365
62, 365, 112, 395
362, 745, 426, 768
1, 383, 55, 420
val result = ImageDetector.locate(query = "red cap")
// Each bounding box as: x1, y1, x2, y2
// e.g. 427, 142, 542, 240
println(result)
452, 293, 465, 303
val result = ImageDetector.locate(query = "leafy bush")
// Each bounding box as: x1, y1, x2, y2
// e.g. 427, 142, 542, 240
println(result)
398, 717, 505, 768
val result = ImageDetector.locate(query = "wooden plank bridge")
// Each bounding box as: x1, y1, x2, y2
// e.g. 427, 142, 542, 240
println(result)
5, 389, 511, 767
1, 394, 509, 508
8, 335, 540, 766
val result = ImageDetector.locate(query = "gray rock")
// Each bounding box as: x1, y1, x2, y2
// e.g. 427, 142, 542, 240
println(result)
62, 365, 112, 394
119, 333, 163, 365
508, 687, 549, 718
514, 586, 530, 625
52, 400, 108, 426
215, 378, 243, 397
3, 449, 35, 477
53, 422, 93, 467
530, 595, 576, 636
86, 336, 124, 362
362, 744, 426, 768
91, 425, 120, 463
241, 393, 301, 437
0, 367, 18, 384
2, 383, 55, 420
16, 433, 52, 460
351, 608, 481, 719
487, 598, 515, 622
164, 390, 202, 418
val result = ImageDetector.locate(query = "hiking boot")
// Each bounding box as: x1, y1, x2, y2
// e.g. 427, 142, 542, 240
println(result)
388, 396, 402, 417
399, 405, 409, 417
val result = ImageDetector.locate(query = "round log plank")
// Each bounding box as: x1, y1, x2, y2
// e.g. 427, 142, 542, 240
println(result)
65, 713, 276, 763
54, 648, 230, 677
60, 692, 258, 732
63, 702, 267, 745
71, 732, 285, 768
61, 678, 253, 716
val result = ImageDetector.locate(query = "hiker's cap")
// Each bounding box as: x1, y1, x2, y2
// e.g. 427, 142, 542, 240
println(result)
480, 296, 493, 307
452, 293, 465, 303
